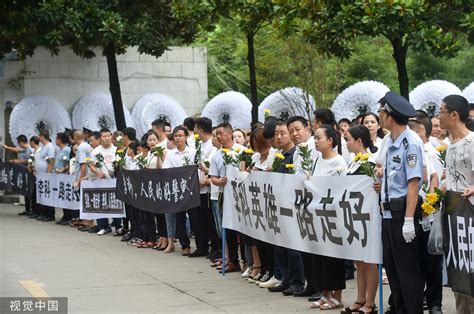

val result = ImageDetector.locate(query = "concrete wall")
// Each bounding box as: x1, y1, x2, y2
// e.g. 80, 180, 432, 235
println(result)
0, 46, 208, 144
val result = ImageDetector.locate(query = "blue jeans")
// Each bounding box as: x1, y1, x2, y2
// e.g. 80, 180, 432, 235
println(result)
211, 199, 222, 238
165, 212, 190, 249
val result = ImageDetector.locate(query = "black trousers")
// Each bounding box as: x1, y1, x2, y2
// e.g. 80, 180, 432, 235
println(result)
138, 209, 156, 242
205, 194, 220, 252
257, 241, 275, 275
42, 205, 55, 218
155, 213, 167, 238
24, 197, 31, 213
187, 193, 211, 252
313, 255, 346, 292
126, 204, 139, 238
226, 229, 239, 264
302, 252, 317, 291
275, 246, 305, 287
382, 218, 424, 314
420, 228, 443, 308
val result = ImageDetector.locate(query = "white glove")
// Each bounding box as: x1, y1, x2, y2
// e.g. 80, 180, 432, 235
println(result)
402, 217, 416, 243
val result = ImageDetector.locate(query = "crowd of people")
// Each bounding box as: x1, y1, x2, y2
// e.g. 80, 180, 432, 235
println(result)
1, 91, 474, 313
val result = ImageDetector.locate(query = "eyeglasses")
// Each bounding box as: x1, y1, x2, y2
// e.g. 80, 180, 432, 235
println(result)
438, 110, 451, 115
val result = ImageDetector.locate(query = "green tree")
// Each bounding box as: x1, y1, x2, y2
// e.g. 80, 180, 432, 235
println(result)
2, 0, 199, 130
176, 0, 277, 124
282, 0, 471, 98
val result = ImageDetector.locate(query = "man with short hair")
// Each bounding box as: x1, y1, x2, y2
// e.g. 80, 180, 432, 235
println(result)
35, 129, 57, 222
73, 129, 93, 228
1, 135, 34, 215
209, 123, 245, 273
378, 91, 425, 313
188, 117, 219, 258
88, 131, 101, 149
183, 117, 196, 146
151, 119, 168, 149
438, 94, 474, 314
430, 117, 447, 148
54, 132, 72, 225
89, 129, 118, 235
266, 122, 305, 294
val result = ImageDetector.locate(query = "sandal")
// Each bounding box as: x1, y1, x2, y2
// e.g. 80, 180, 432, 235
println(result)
358, 304, 377, 314
320, 297, 344, 311
137, 241, 155, 249
345, 301, 366, 312
310, 296, 329, 309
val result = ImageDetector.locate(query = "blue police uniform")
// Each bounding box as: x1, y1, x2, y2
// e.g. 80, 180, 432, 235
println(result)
380, 92, 424, 314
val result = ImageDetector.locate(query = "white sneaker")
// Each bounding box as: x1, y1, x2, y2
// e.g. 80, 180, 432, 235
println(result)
97, 229, 110, 235
241, 267, 252, 278
259, 276, 281, 288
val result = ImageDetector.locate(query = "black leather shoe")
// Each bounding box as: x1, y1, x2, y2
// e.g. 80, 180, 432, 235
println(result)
282, 285, 304, 296
60, 219, 72, 225
308, 292, 323, 302
429, 306, 442, 314
293, 286, 316, 297
88, 226, 101, 233
41, 217, 55, 222
28, 213, 39, 219
18, 211, 29, 216
121, 234, 133, 242
188, 250, 208, 258
56, 218, 66, 225
268, 284, 289, 293
36, 215, 47, 221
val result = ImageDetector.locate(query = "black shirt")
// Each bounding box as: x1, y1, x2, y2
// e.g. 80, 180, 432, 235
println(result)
278, 146, 296, 174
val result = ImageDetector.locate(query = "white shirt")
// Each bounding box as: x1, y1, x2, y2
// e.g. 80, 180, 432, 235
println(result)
198, 139, 217, 194
293, 136, 321, 177
162, 146, 196, 169
34, 142, 55, 173
446, 132, 474, 192
252, 148, 276, 171
209, 143, 246, 193
313, 154, 348, 176
91, 145, 117, 179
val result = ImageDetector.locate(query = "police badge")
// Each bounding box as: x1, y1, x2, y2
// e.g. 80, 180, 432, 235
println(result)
407, 154, 417, 168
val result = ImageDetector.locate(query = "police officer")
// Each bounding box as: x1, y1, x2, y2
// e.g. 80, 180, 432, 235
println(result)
377, 92, 424, 313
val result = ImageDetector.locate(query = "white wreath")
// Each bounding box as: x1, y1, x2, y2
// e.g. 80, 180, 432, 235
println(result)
331, 81, 390, 122
409, 80, 463, 117
72, 92, 134, 131
131, 93, 187, 137
9, 96, 72, 141
258, 87, 316, 121
463, 82, 474, 103
201, 91, 252, 129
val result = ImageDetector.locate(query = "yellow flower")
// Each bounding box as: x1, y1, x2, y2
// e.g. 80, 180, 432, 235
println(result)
194, 134, 200, 140
436, 145, 446, 152
117, 149, 124, 154
234, 148, 241, 153
221, 148, 230, 153
361, 153, 370, 161
354, 152, 363, 161
425, 193, 439, 205
85, 157, 91, 161
263, 109, 271, 114
275, 152, 285, 160
421, 202, 437, 215
244, 148, 254, 154
285, 164, 295, 169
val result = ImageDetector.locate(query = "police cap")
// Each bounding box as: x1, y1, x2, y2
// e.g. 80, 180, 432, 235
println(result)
384, 91, 416, 123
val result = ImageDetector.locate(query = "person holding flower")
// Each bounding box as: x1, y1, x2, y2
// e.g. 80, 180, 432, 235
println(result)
34, 129, 57, 222
54, 132, 72, 225
344, 125, 379, 313
159, 126, 196, 255
310, 124, 348, 311
288, 116, 320, 178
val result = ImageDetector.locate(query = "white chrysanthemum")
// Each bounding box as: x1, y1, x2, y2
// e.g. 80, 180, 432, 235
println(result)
258, 87, 316, 121
331, 81, 390, 122
201, 91, 252, 129
462, 82, 474, 103
131, 93, 188, 137
9, 96, 72, 141
409, 80, 463, 117
72, 92, 134, 131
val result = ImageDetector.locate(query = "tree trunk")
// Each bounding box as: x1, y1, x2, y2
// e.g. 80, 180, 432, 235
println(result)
104, 45, 126, 130
246, 32, 259, 125
391, 38, 409, 100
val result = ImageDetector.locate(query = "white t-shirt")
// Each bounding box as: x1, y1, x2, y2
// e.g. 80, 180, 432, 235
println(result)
34, 142, 56, 173
313, 154, 347, 176
146, 151, 157, 169
252, 148, 276, 171
198, 139, 217, 194
209, 143, 246, 193
91, 145, 117, 179
293, 136, 321, 177
446, 132, 474, 192
74, 141, 92, 180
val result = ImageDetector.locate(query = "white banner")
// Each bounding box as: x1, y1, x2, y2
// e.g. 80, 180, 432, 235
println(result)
223, 167, 382, 264
80, 179, 126, 220
36, 172, 80, 210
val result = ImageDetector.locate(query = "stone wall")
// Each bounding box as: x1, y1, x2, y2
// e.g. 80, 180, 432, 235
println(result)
0, 46, 208, 144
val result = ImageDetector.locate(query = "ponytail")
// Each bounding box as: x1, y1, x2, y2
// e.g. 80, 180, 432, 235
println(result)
348, 125, 377, 154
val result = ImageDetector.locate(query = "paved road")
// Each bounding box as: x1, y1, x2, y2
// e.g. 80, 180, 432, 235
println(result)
0, 204, 456, 313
